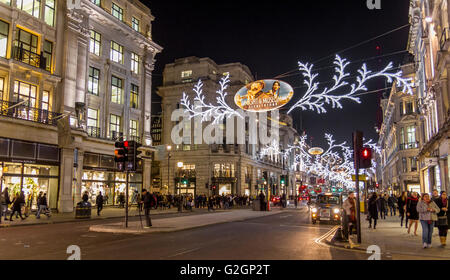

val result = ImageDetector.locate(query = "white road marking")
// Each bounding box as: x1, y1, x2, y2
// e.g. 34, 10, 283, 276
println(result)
166, 247, 201, 258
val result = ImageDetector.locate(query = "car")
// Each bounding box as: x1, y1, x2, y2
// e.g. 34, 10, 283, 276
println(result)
310, 193, 343, 224
270, 195, 281, 206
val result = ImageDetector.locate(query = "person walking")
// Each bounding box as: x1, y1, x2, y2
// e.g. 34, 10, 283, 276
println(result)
417, 193, 440, 248
82, 191, 89, 203
1, 188, 11, 221
435, 191, 448, 247
141, 189, 154, 228
36, 192, 48, 219
343, 192, 357, 238
96, 192, 104, 216
406, 192, 420, 235
388, 194, 397, 216
397, 192, 407, 228
9, 193, 26, 221
259, 192, 266, 211
368, 193, 379, 229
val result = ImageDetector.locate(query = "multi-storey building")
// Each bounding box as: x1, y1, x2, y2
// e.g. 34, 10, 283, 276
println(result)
378, 62, 422, 194
156, 57, 301, 197
0, 0, 162, 212
408, 0, 449, 194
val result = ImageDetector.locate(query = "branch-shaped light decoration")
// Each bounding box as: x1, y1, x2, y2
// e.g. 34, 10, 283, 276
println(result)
287, 55, 414, 114
181, 74, 243, 124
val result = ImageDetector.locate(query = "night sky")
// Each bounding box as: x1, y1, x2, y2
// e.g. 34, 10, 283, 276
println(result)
143, 0, 411, 148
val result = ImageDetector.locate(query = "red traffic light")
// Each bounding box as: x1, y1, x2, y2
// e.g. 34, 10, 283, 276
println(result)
361, 148, 372, 159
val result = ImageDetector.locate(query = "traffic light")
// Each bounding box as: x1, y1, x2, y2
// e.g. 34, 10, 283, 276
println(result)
115, 141, 128, 163
280, 175, 286, 185
125, 141, 141, 171
359, 147, 373, 169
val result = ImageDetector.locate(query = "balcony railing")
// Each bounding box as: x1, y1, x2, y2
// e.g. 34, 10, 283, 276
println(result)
12, 45, 48, 71
213, 171, 235, 178
0, 100, 60, 125
399, 142, 419, 150
87, 126, 101, 138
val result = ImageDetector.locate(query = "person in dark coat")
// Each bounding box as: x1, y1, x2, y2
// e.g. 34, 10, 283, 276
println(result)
406, 192, 420, 235
141, 189, 154, 228
435, 191, 448, 247
9, 193, 26, 221
82, 191, 89, 203
377, 194, 387, 219
1, 188, 12, 221
368, 193, 379, 229
259, 192, 266, 211
96, 192, 104, 216
397, 192, 408, 227
388, 194, 397, 216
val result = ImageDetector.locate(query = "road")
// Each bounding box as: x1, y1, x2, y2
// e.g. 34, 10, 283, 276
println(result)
0, 206, 369, 260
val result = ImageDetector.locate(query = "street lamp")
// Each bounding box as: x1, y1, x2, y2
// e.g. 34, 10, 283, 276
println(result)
177, 162, 184, 194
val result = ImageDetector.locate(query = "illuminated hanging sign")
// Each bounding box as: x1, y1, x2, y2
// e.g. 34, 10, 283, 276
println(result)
234, 80, 294, 112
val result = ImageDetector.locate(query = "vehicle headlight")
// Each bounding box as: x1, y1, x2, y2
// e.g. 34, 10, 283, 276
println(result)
312, 208, 318, 213
333, 208, 340, 214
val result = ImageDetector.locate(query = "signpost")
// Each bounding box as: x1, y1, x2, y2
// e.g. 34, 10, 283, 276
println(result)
352, 131, 363, 244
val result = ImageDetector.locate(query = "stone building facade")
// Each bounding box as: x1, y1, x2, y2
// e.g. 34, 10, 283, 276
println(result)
0, 0, 161, 212
156, 57, 301, 198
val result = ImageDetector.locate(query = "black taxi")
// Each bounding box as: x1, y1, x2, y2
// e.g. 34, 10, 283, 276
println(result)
310, 193, 343, 224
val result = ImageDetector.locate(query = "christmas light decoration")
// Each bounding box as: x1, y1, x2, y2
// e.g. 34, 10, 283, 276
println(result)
287, 55, 414, 114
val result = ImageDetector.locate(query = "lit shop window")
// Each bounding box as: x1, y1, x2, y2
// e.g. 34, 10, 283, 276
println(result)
90, 30, 101, 56
111, 3, 123, 22
111, 76, 123, 104
44, 0, 55, 27
17, 0, 41, 19
0, 20, 8, 58
132, 17, 140, 32
110, 41, 123, 64
131, 52, 139, 74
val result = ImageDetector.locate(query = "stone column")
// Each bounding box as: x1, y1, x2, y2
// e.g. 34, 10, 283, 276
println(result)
74, 150, 84, 205
143, 157, 152, 192
59, 148, 75, 213
142, 50, 154, 145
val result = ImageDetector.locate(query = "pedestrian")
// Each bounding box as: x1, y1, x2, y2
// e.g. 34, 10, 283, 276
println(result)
1, 187, 11, 221
388, 194, 397, 216
368, 193, 379, 229
96, 191, 104, 216
141, 189, 154, 228
36, 192, 47, 219
432, 189, 440, 202
9, 193, 26, 221
259, 192, 266, 211
294, 195, 298, 209
82, 191, 89, 203
343, 192, 357, 238
406, 192, 420, 235
417, 193, 440, 248
435, 191, 448, 247
398, 191, 408, 228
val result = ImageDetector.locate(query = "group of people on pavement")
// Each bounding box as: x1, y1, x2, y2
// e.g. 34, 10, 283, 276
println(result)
0, 188, 50, 223
355, 189, 449, 249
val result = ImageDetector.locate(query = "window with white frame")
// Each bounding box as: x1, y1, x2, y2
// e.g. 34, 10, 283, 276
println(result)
130, 84, 139, 109
131, 52, 140, 75
87, 108, 99, 128
41, 90, 50, 111
110, 41, 123, 64
130, 119, 138, 137
89, 30, 101, 56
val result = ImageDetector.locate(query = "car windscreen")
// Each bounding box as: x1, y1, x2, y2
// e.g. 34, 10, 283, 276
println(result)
318, 196, 339, 205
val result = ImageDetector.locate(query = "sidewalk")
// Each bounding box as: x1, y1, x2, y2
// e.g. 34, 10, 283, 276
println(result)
89, 209, 283, 234
0, 207, 179, 228
329, 214, 450, 260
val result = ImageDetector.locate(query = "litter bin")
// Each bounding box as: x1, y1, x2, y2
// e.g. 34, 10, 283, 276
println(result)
75, 202, 92, 219
252, 199, 260, 211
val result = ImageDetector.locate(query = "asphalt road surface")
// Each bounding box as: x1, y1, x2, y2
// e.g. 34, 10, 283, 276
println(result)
0, 207, 369, 260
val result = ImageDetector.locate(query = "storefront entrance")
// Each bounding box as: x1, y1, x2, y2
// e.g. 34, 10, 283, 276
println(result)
219, 184, 232, 196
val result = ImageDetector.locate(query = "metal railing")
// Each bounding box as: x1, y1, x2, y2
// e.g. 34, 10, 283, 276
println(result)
87, 126, 101, 138
12, 45, 48, 71
399, 142, 419, 150
0, 100, 60, 125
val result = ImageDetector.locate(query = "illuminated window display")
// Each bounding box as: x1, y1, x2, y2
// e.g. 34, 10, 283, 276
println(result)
0, 163, 59, 210
81, 170, 142, 206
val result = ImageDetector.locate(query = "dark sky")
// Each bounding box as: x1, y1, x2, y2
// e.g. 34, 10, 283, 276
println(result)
143, 0, 411, 148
